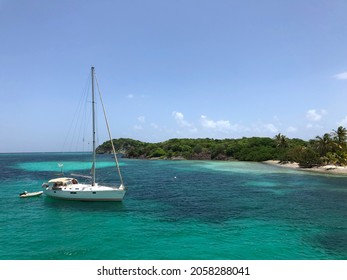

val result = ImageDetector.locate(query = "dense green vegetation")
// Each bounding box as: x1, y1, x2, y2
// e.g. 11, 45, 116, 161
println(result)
96, 126, 347, 168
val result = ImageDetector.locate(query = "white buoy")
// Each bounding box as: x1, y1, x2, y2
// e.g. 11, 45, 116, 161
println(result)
58, 163, 64, 173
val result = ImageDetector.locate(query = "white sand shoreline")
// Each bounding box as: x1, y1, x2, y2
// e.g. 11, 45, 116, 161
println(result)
263, 160, 347, 175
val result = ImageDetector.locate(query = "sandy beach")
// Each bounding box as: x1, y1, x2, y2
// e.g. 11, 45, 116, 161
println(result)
263, 160, 347, 175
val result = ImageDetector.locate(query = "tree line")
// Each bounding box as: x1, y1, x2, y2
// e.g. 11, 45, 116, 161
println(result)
96, 126, 347, 168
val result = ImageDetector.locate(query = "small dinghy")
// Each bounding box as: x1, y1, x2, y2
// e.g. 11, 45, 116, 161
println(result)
19, 191, 43, 198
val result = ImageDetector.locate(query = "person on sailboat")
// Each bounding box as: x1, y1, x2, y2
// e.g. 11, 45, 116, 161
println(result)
72, 179, 78, 184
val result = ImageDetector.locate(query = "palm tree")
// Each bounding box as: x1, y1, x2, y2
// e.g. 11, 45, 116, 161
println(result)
275, 133, 288, 148
315, 133, 332, 156
332, 126, 347, 149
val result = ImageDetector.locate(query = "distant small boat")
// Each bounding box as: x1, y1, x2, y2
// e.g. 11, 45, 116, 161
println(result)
19, 191, 43, 198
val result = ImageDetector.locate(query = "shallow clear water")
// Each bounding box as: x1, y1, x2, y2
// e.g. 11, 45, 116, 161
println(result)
1, 153, 346, 260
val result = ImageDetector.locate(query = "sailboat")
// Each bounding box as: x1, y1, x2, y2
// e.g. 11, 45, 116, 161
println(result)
42, 67, 126, 201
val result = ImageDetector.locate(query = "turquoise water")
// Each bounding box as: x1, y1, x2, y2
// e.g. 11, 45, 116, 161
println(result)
1, 153, 346, 260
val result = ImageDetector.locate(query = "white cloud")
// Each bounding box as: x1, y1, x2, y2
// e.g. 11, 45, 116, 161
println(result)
286, 126, 297, 133
173, 111, 184, 121
133, 124, 143, 130
263, 123, 278, 133
127, 94, 134, 99
338, 116, 347, 127
172, 111, 193, 127
200, 115, 232, 130
306, 123, 323, 129
252, 123, 278, 134
306, 109, 327, 122
150, 123, 159, 129
334, 72, 347, 80
137, 116, 145, 123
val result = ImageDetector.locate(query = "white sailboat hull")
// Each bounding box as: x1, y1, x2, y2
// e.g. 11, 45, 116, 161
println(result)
44, 183, 126, 201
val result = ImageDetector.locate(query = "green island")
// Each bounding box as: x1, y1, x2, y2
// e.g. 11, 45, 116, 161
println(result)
96, 126, 347, 168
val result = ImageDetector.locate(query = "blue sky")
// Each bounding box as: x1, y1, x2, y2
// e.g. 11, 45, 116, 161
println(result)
1, 0, 347, 152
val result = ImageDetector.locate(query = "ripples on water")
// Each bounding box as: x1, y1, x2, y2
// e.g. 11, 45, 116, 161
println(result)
0, 153, 346, 259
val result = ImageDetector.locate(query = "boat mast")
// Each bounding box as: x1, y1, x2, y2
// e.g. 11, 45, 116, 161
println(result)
91, 66, 96, 186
